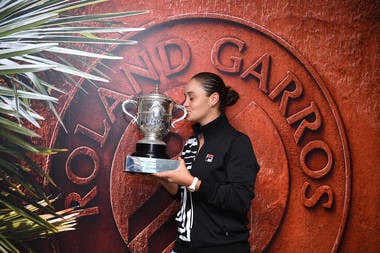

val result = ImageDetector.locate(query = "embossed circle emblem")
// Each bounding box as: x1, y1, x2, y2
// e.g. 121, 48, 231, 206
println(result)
46, 14, 350, 253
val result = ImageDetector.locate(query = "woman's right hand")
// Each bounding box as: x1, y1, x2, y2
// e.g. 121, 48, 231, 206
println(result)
153, 158, 194, 187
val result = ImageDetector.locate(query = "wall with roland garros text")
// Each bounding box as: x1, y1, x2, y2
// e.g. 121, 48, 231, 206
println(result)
35, 1, 379, 252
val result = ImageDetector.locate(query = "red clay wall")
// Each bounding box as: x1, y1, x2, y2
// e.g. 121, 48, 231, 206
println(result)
36, 1, 379, 252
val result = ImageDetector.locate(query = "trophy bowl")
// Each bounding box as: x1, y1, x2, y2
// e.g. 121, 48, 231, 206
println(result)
122, 87, 187, 173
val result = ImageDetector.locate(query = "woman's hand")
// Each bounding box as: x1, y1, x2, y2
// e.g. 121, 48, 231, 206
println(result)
154, 157, 194, 187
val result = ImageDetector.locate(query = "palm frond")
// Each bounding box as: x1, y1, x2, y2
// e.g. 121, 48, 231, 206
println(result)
0, 0, 146, 251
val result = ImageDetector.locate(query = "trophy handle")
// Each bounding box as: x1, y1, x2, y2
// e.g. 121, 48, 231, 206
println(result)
171, 104, 187, 128
122, 100, 138, 123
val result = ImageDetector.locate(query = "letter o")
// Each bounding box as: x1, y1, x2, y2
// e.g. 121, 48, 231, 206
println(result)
300, 140, 333, 179
66, 146, 100, 185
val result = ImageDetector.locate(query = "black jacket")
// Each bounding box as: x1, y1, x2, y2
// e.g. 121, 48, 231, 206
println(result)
174, 113, 259, 248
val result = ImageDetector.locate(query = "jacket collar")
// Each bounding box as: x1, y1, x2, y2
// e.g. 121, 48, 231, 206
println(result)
192, 113, 230, 141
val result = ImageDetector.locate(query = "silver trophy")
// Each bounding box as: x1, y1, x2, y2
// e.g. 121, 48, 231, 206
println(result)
122, 86, 187, 173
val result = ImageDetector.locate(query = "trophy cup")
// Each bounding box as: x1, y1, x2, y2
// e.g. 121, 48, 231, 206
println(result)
122, 86, 187, 173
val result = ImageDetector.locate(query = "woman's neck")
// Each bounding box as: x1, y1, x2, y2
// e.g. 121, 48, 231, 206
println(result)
199, 111, 221, 126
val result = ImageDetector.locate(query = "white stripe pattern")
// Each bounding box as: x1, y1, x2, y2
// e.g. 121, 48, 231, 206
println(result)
176, 137, 198, 242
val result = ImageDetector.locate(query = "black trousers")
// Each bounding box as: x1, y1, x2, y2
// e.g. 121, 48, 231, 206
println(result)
172, 241, 250, 253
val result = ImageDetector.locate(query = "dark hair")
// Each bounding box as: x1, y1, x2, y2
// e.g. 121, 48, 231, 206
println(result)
191, 72, 239, 112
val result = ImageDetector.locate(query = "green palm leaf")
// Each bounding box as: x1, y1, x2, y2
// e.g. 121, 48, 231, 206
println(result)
0, 0, 146, 251
0, 43, 57, 59
44, 10, 148, 26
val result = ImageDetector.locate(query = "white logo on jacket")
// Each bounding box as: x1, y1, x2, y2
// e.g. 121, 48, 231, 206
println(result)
205, 153, 214, 162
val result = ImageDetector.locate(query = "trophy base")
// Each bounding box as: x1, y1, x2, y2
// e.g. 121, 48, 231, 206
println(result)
132, 143, 169, 159
124, 156, 179, 173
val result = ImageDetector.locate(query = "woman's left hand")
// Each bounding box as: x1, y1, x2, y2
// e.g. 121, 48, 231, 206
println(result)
153, 157, 194, 187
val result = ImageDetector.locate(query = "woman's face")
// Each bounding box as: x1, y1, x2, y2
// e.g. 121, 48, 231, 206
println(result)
184, 79, 216, 125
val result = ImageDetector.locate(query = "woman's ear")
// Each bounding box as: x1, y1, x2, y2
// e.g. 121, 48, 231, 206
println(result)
209, 92, 220, 107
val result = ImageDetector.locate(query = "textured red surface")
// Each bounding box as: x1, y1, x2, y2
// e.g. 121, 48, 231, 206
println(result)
35, 1, 379, 252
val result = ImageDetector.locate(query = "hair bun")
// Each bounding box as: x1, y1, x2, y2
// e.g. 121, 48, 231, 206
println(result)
225, 86, 239, 106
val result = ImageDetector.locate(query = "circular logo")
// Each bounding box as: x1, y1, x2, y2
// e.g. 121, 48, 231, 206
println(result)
45, 14, 350, 253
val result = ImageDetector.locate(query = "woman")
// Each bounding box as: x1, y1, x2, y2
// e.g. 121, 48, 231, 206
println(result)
155, 72, 259, 253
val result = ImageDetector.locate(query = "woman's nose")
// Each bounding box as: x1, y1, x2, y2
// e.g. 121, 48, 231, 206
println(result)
183, 98, 189, 107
